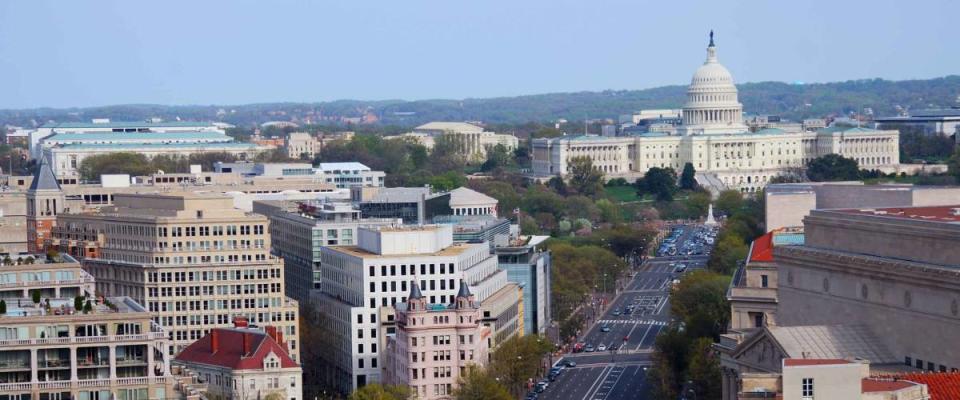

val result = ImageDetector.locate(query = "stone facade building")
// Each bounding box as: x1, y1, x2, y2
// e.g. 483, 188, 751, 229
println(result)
0, 254, 174, 400
383, 282, 490, 400
174, 317, 302, 400
47, 193, 300, 359
316, 224, 519, 393
531, 34, 900, 193
718, 205, 960, 399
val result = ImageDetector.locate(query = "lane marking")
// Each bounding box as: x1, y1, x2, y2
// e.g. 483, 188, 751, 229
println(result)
635, 323, 655, 351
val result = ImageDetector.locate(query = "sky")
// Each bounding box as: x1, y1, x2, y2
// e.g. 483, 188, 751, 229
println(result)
1, 0, 958, 109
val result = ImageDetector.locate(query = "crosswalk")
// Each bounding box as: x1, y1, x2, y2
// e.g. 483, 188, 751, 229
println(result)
596, 319, 668, 326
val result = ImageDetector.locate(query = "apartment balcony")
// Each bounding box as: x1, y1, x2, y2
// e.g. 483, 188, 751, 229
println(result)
0, 361, 30, 371
116, 357, 148, 366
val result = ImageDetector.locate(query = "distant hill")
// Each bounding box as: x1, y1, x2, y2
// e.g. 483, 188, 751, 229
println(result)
3, 76, 959, 128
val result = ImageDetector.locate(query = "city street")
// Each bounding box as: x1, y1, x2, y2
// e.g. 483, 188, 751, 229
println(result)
537, 225, 713, 400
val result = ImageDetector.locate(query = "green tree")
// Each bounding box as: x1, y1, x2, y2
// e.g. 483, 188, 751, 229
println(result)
670, 270, 730, 340
0, 299, 6, 314
453, 366, 512, 400
679, 162, 698, 190
806, 154, 861, 181
83, 300, 93, 314
489, 335, 553, 397
77, 153, 153, 181
566, 156, 605, 197
714, 190, 744, 217
31, 289, 41, 304
648, 325, 690, 400
2, 255, 11, 266
687, 338, 722, 400
684, 190, 711, 220
429, 171, 467, 191
348, 384, 412, 400
636, 167, 677, 201
706, 233, 748, 275
595, 198, 623, 224
74, 295, 84, 311
948, 147, 960, 184
480, 144, 515, 172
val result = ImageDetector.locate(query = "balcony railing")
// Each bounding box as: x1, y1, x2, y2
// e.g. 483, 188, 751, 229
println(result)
739, 391, 779, 399
0, 332, 166, 347
0, 375, 169, 392
0, 276, 95, 289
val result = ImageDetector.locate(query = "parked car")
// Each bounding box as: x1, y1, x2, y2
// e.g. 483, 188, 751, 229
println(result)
585, 344, 595, 352
565, 360, 577, 367
597, 344, 607, 351
600, 325, 611, 332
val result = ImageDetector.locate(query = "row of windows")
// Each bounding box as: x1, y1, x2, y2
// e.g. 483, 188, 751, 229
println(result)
147, 268, 281, 283
368, 263, 456, 277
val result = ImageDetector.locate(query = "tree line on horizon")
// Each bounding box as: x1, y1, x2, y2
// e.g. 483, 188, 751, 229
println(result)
2, 76, 958, 127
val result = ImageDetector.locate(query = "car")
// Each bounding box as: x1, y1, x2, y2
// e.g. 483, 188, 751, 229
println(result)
565, 360, 577, 367
623, 308, 632, 315
597, 344, 607, 351
536, 381, 549, 392
609, 344, 619, 351
600, 325, 610, 332
612, 310, 621, 316
585, 344, 595, 352
525, 392, 538, 400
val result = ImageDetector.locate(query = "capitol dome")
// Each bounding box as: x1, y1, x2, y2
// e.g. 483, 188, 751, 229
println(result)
679, 31, 747, 135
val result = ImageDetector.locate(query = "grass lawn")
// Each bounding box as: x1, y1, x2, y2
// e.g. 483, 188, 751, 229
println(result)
606, 185, 641, 202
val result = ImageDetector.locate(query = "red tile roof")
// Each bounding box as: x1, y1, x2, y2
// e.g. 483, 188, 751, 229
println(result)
783, 358, 852, 367
175, 328, 298, 370
749, 232, 775, 262
897, 372, 960, 400
861, 378, 917, 393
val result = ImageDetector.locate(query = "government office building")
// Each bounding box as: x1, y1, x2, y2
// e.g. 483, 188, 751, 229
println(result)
531, 34, 900, 193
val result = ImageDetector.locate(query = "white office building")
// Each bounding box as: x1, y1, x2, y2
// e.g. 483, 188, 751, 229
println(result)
316, 224, 511, 393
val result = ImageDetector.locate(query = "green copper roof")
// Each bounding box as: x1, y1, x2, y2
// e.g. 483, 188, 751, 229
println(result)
46, 121, 217, 129
47, 131, 232, 142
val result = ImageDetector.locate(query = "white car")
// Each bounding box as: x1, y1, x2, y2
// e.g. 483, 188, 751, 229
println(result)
597, 344, 607, 351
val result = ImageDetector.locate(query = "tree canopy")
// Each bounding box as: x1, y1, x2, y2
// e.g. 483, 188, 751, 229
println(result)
805, 154, 861, 182
679, 162, 697, 190
348, 384, 412, 400
566, 156, 605, 197
453, 366, 512, 400
636, 167, 677, 201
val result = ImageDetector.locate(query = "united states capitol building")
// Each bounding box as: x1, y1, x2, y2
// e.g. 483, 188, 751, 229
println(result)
531, 34, 900, 193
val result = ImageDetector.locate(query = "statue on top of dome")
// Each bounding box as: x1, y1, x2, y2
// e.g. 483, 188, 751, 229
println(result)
709, 30, 715, 47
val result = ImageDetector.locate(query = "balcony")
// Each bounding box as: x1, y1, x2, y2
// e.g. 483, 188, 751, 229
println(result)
0, 376, 169, 392
0, 332, 166, 347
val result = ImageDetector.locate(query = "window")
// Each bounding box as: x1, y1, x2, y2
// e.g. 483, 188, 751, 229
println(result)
761, 275, 769, 288
802, 378, 813, 398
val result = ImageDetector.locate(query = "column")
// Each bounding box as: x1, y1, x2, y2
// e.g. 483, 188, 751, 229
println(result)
721, 371, 730, 400
109, 345, 117, 379
30, 348, 38, 383
148, 344, 155, 377
70, 346, 78, 381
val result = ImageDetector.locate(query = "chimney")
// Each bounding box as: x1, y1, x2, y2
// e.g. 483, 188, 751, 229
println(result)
265, 326, 279, 343
242, 332, 252, 356
233, 316, 249, 328
211, 330, 220, 353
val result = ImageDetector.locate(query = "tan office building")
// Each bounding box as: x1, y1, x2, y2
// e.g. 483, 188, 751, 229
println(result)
48, 193, 301, 359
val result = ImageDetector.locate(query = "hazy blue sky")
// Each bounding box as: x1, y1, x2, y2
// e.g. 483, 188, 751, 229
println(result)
1, 0, 957, 109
